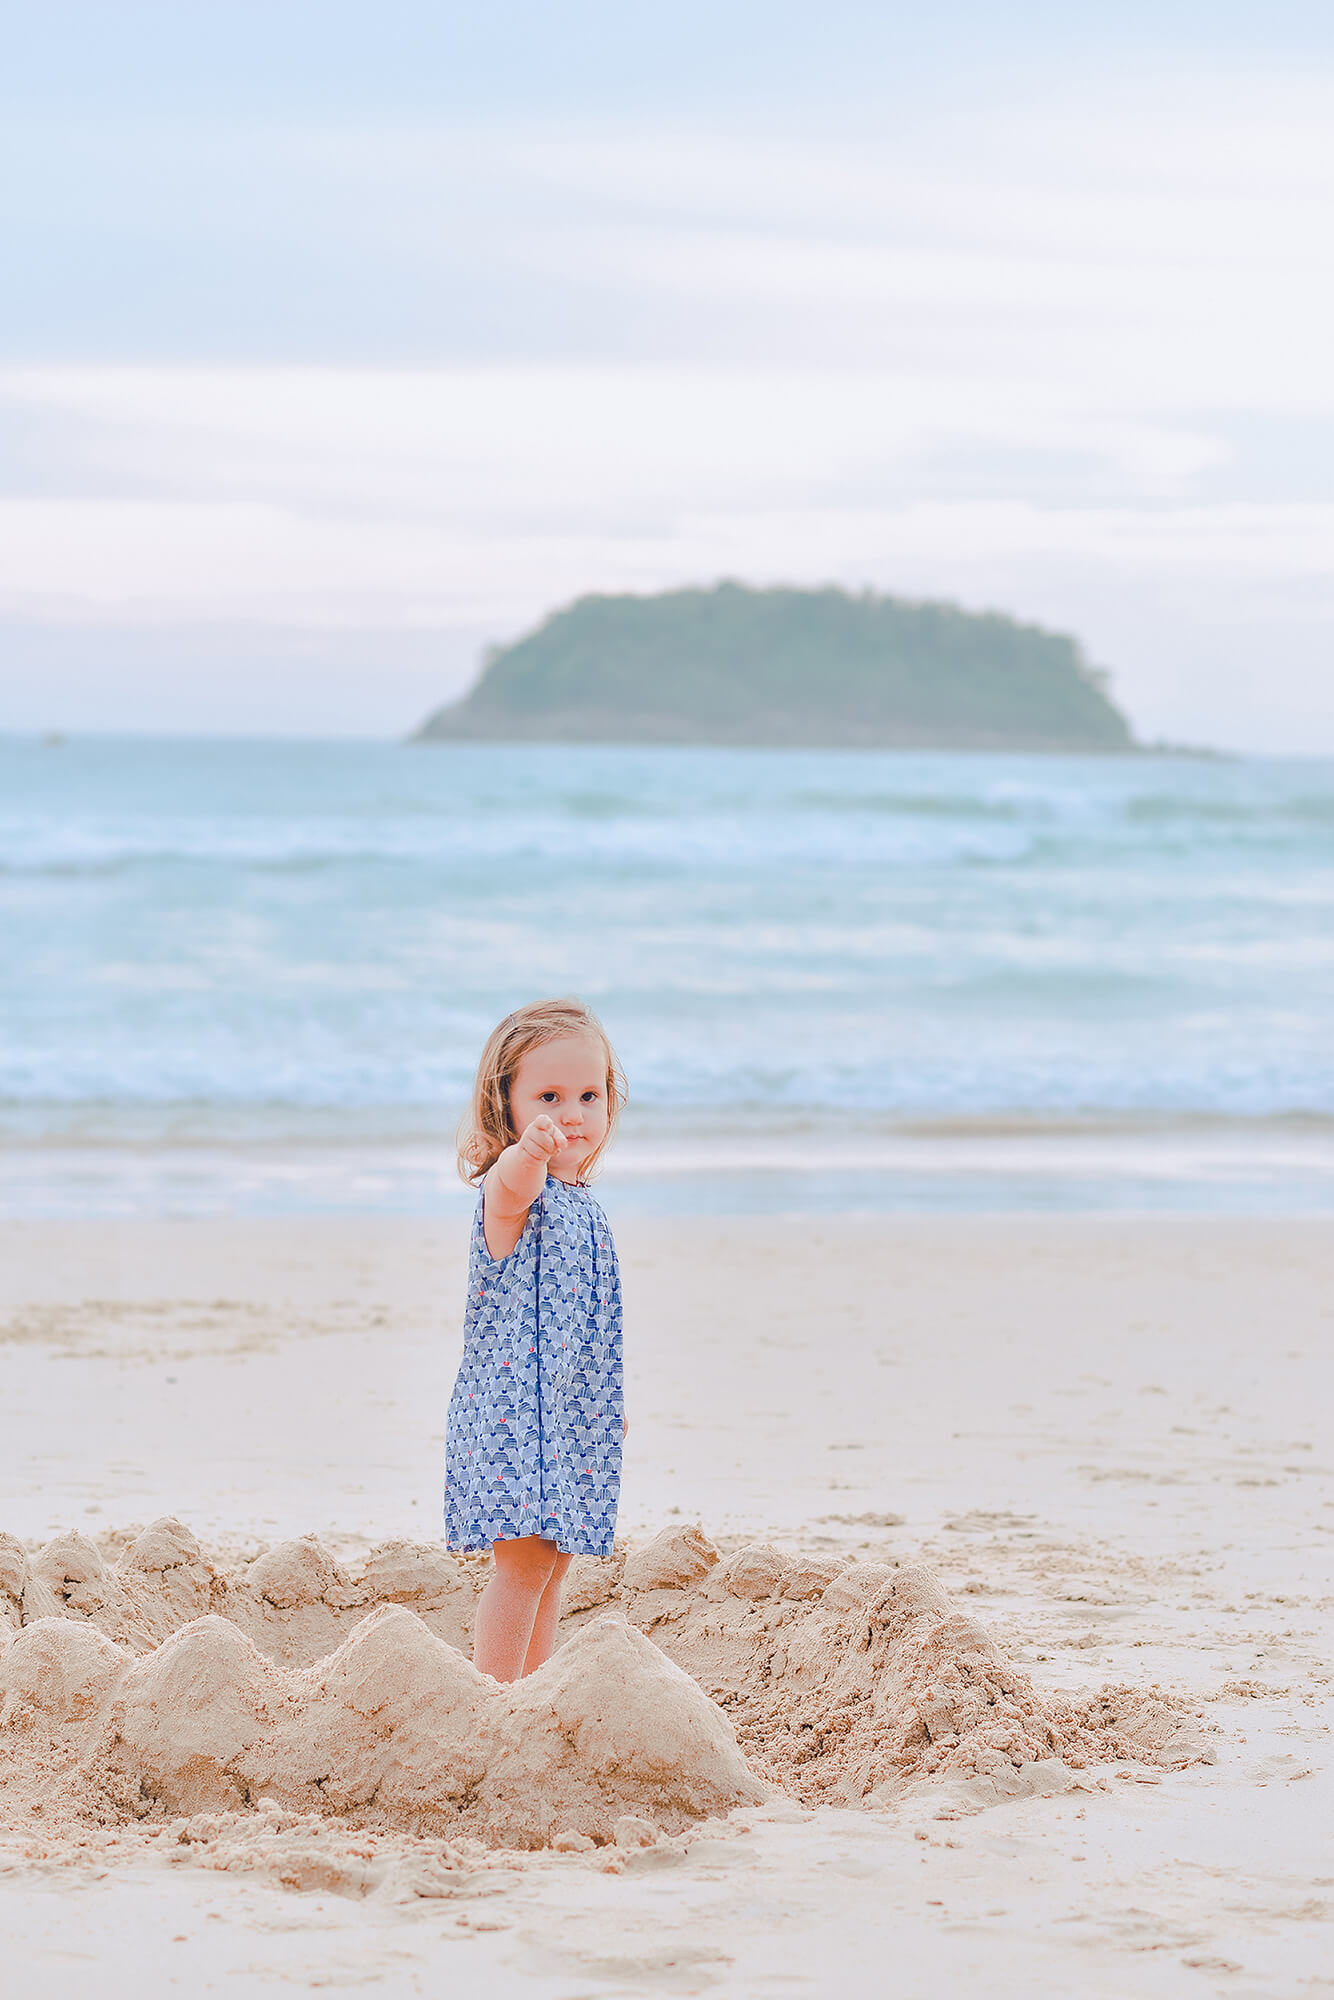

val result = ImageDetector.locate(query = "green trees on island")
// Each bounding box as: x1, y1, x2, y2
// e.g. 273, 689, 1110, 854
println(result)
413, 582, 1136, 751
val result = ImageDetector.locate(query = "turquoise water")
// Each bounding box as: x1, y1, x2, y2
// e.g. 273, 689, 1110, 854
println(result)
2, 734, 1332, 1214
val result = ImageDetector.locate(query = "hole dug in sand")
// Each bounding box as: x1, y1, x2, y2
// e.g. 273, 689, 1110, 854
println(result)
0, 1517, 1212, 1882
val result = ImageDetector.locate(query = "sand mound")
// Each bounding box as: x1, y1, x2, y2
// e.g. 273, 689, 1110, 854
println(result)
604, 1529, 1214, 1810
2, 1602, 765, 1851
0, 1518, 1211, 1871
0, 1517, 478, 1664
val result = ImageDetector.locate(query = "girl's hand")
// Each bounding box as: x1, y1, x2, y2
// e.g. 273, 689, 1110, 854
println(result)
518, 1114, 568, 1165
485, 1117, 567, 1255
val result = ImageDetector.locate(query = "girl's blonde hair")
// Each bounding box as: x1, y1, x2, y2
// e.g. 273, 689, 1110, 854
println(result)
457, 997, 626, 1186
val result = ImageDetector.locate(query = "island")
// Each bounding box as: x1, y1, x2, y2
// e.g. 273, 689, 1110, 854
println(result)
411, 582, 1137, 752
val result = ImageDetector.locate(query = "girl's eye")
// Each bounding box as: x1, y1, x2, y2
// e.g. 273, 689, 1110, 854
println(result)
538, 1092, 558, 1103
581, 1090, 601, 1102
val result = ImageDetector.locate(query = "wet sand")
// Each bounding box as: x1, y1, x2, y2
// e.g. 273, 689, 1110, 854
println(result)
2, 1215, 1331, 1996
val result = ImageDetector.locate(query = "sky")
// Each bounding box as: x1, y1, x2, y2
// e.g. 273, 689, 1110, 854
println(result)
1, 1, 1333, 747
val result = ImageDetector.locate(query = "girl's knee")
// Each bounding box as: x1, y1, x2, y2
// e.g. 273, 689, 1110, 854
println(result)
537, 1551, 572, 1602
493, 1535, 561, 1590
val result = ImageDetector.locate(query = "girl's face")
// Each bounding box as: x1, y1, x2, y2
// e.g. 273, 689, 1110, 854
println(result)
509, 1033, 610, 1181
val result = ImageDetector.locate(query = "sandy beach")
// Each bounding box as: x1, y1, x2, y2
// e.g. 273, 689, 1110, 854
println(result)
2, 1213, 1331, 1997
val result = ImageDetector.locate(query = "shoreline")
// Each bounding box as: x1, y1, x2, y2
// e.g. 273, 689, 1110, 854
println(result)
2, 1118, 1333, 1219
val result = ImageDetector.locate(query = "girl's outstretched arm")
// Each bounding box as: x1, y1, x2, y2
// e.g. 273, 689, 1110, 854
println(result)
483, 1116, 566, 1259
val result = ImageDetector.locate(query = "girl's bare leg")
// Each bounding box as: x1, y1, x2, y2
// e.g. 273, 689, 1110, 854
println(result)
472, 1537, 560, 1682
521, 1551, 572, 1677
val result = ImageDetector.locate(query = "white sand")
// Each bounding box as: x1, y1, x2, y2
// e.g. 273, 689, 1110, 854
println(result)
1, 1215, 1331, 1996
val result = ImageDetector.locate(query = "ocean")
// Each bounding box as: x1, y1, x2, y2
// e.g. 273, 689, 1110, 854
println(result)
2, 733, 1332, 1216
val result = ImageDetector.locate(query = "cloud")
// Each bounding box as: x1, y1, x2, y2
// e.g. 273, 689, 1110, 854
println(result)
5, 74, 1334, 373
1, 68, 1333, 744
0, 364, 1269, 622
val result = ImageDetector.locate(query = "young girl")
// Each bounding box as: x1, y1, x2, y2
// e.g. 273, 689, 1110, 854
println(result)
445, 998, 626, 1682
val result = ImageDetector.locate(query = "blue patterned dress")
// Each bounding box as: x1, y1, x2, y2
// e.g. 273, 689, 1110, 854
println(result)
444, 1175, 623, 1557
